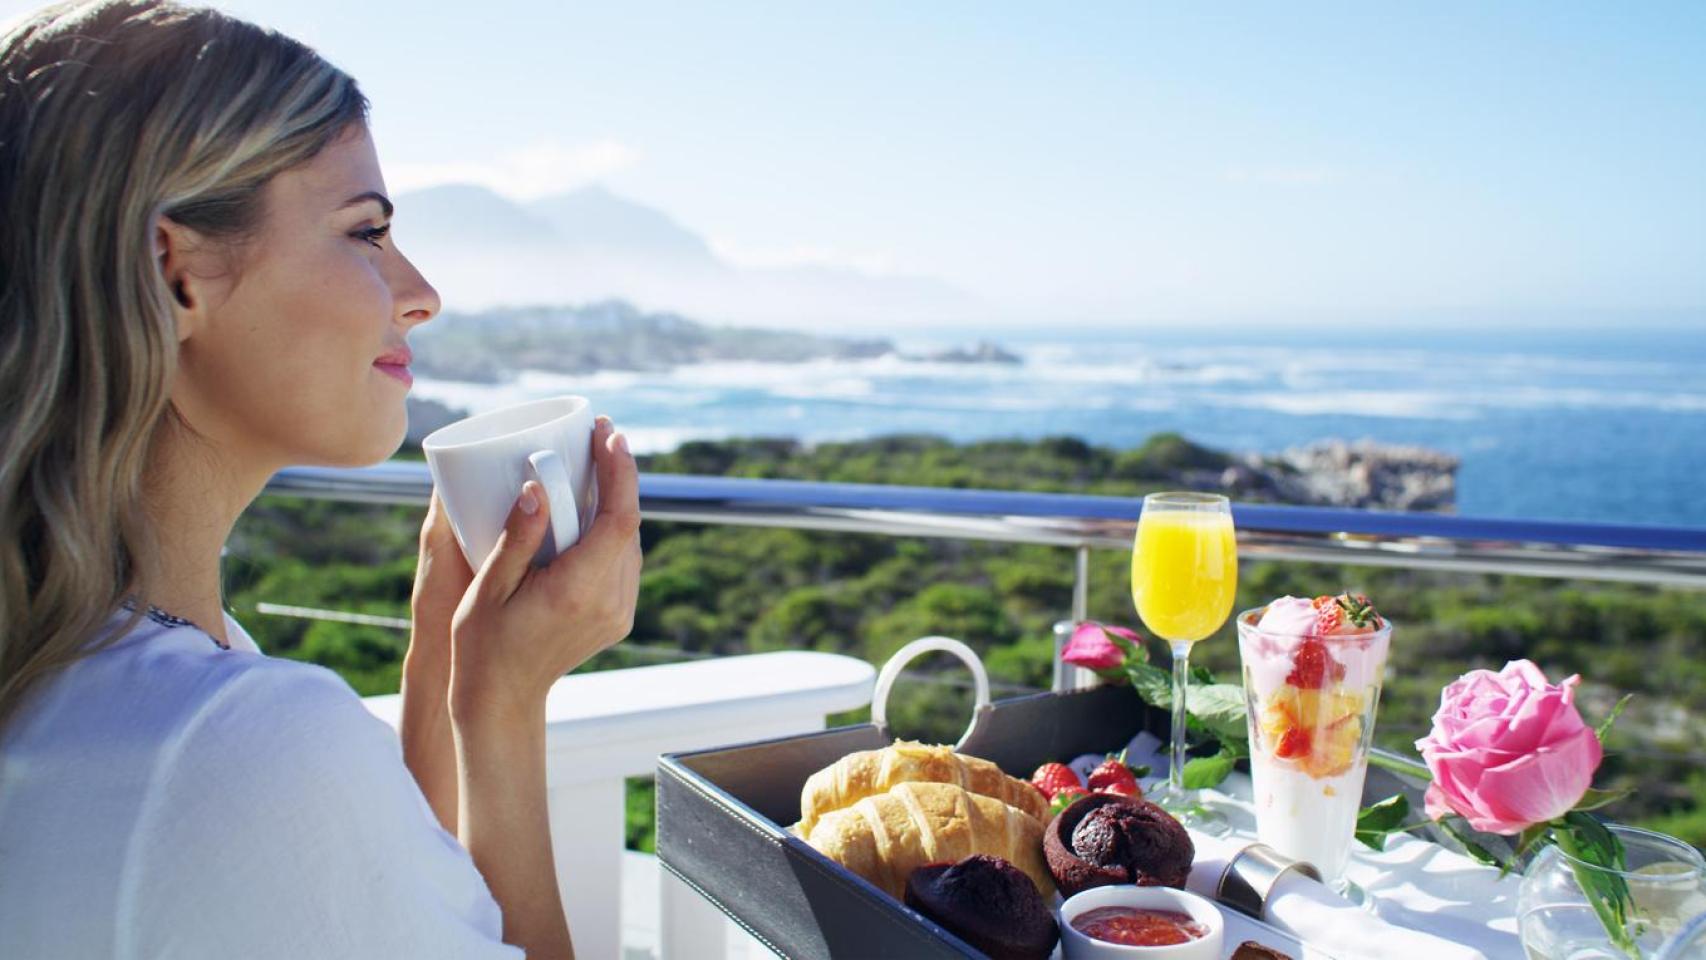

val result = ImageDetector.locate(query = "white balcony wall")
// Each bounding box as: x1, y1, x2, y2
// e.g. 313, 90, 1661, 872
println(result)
364, 651, 875, 959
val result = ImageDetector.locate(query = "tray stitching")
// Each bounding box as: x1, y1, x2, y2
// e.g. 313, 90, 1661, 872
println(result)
657, 859, 790, 959
662, 768, 954, 953
660, 767, 964, 955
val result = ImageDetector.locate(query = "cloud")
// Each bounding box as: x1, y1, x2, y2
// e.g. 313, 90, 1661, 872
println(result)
386, 139, 642, 200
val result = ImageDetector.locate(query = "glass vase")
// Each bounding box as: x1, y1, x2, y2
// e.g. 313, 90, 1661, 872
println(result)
1518, 825, 1706, 959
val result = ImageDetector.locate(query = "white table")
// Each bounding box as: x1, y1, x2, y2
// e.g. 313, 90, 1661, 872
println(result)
1114, 731, 1524, 960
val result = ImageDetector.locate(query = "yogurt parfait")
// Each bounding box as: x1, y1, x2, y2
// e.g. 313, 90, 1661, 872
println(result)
1236, 594, 1393, 892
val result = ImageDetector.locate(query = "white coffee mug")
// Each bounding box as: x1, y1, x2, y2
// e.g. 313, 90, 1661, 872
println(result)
421, 396, 598, 570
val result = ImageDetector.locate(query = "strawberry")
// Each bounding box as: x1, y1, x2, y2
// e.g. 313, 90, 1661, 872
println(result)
1285, 637, 1346, 689
1337, 593, 1383, 631
1097, 778, 1142, 798
1274, 726, 1312, 760
1050, 786, 1090, 816
1310, 595, 1344, 636
1031, 762, 1083, 801
1087, 752, 1141, 798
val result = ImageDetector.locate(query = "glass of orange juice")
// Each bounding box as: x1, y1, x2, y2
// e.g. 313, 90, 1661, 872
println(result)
1133, 492, 1237, 834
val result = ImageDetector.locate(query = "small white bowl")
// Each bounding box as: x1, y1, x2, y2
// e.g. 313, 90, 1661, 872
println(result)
1057, 885, 1225, 960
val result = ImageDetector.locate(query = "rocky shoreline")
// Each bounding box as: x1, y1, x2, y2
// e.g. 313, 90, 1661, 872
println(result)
1224, 440, 1460, 512
410, 300, 1022, 383
405, 398, 1458, 512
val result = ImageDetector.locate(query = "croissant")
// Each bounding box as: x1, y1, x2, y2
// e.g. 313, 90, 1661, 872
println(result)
804, 781, 1055, 902
798, 741, 1047, 834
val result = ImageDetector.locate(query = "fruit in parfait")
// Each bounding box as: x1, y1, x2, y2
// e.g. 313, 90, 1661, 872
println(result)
1259, 686, 1365, 778
1254, 594, 1384, 779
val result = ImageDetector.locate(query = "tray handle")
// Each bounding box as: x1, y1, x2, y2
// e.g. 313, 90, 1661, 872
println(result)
870, 636, 992, 750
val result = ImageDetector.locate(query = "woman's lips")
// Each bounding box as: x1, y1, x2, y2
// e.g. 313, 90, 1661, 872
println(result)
374, 361, 413, 386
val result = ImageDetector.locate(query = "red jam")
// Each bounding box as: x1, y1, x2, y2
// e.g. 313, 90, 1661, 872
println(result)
1071, 906, 1208, 947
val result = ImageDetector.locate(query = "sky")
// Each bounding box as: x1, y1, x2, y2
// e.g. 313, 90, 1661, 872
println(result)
5, 1, 1704, 330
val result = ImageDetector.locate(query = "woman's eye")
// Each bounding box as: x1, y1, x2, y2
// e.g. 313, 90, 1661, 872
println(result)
354, 223, 391, 248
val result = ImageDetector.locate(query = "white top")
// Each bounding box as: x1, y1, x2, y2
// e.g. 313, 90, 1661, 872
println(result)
0, 608, 522, 960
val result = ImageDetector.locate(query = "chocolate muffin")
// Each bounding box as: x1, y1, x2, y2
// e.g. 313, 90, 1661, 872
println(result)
905, 855, 1059, 960
1231, 941, 1294, 960
1043, 793, 1194, 896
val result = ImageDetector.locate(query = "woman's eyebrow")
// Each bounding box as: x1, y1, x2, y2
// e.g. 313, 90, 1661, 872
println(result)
338, 190, 393, 218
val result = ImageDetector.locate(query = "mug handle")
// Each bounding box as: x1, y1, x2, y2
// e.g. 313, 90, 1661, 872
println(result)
526, 449, 582, 566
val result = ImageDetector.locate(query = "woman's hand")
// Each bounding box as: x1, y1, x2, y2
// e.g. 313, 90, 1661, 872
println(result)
445, 418, 638, 960
408, 494, 475, 680
448, 417, 643, 724
402, 494, 477, 833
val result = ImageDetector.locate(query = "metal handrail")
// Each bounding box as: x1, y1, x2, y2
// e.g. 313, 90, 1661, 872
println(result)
265, 461, 1706, 587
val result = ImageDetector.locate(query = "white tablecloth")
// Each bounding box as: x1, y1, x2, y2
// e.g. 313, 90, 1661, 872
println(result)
1107, 732, 1525, 960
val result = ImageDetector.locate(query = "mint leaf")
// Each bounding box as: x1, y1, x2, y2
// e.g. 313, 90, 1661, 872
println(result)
1124, 661, 1173, 709
1187, 683, 1250, 743
1181, 752, 1237, 789
1596, 694, 1633, 744
1355, 793, 1410, 851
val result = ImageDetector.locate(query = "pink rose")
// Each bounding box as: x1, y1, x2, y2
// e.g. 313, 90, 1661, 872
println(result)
1061, 622, 1142, 671
1416, 660, 1603, 835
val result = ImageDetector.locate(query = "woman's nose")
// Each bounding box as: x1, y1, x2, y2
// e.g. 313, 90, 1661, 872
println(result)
392, 248, 441, 328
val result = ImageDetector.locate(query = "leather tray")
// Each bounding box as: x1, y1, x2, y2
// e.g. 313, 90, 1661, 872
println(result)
654, 685, 1151, 958
656, 684, 1429, 958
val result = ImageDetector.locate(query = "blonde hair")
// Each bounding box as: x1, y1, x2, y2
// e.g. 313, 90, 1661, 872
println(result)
0, 0, 368, 729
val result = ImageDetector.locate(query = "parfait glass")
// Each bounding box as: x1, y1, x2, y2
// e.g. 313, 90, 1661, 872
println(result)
1131, 492, 1237, 836
1235, 604, 1393, 904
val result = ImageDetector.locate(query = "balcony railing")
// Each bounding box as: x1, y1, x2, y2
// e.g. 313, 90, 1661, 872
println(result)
269, 460, 1706, 596
260, 462, 1706, 958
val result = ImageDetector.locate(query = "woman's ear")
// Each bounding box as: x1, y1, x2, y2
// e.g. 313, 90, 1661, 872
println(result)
154, 215, 216, 343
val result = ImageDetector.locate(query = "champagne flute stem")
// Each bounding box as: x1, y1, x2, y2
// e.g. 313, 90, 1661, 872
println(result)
1170, 640, 1191, 796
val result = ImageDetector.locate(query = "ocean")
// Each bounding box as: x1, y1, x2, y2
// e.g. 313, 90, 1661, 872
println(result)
410, 326, 1706, 528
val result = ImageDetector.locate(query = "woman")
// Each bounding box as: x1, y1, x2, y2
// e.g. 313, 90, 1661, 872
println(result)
0, 2, 642, 958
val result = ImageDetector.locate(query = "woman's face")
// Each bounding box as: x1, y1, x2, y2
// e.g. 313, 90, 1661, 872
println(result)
168, 123, 440, 472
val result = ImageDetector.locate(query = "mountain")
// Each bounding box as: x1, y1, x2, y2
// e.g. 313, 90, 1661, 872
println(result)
393, 183, 980, 330
396, 184, 557, 246
526, 185, 715, 265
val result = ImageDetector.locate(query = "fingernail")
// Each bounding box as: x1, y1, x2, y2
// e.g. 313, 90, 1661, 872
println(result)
613, 432, 629, 454
519, 481, 540, 515
596, 414, 613, 429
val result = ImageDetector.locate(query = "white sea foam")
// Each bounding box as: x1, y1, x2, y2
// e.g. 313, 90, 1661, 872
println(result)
1213, 390, 1482, 421
409, 331, 1705, 468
